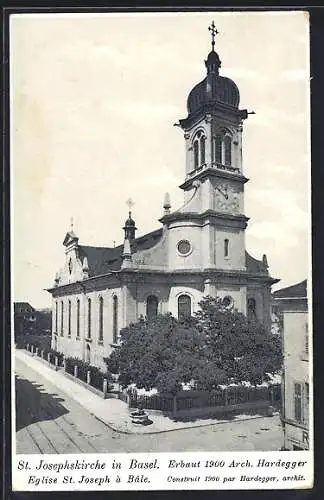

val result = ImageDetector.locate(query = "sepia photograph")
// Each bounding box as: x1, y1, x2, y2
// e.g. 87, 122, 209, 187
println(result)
10, 9, 312, 491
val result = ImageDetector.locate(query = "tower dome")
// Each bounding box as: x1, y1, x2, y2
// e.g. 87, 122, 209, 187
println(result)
187, 48, 240, 115
124, 212, 136, 227
123, 210, 137, 241
186, 22, 240, 115
187, 72, 240, 114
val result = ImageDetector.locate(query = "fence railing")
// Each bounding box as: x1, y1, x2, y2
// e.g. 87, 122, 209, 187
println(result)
24, 343, 112, 398
126, 384, 281, 416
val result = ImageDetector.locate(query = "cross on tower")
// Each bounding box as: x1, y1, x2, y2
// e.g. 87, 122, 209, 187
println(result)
70, 216, 74, 231
126, 197, 135, 210
208, 21, 219, 50
126, 197, 135, 217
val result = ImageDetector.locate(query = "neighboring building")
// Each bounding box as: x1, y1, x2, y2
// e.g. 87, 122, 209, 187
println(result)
14, 302, 52, 337
46, 24, 279, 370
14, 302, 37, 337
273, 280, 310, 450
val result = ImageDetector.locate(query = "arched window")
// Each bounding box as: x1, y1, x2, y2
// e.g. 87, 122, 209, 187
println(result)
178, 294, 192, 320
60, 301, 64, 336
214, 135, 222, 163
200, 135, 206, 165
113, 295, 118, 344
68, 300, 71, 336
248, 298, 257, 321
224, 136, 232, 165
193, 130, 206, 170
76, 299, 80, 338
87, 298, 91, 339
146, 295, 159, 321
193, 140, 199, 169
99, 296, 104, 342
224, 238, 229, 257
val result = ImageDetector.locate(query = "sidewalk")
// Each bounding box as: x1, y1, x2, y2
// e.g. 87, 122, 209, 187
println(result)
15, 348, 279, 435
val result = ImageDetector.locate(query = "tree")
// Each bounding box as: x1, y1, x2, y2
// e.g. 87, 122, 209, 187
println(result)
105, 314, 205, 394
194, 296, 282, 386
105, 296, 282, 392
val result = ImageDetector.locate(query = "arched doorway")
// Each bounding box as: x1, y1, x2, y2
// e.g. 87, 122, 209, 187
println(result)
146, 295, 159, 321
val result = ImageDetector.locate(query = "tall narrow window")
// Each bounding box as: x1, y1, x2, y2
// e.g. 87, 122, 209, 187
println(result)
146, 295, 159, 321
294, 382, 303, 422
193, 140, 199, 169
87, 298, 91, 339
178, 294, 191, 321
68, 300, 71, 336
224, 238, 229, 257
76, 299, 80, 338
214, 135, 222, 163
113, 295, 118, 344
224, 136, 232, 165
200, 135, 206, 165
55, 301, 58, 333
99, 296, 104, 342
60, 301, 64, 336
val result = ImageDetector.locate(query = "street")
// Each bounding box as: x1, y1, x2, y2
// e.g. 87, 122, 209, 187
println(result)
15, 357, 283, 454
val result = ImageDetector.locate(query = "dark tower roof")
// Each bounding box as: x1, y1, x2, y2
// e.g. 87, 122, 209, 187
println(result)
187, 74, 240, 114
123, 212, 136, 228
185, 23, 240, 117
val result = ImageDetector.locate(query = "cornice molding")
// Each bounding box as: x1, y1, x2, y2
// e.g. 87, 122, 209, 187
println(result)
47, 267, 279, 296
179, 167, 249, 190
159, 209, 249, 229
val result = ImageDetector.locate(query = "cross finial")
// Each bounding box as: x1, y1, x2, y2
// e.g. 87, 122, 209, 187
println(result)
208, 20, 219, 51
126, 197, 135, 214
70, 216, 74, 232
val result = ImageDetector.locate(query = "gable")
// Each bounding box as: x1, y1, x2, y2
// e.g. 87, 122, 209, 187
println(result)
63, 230, 79, 247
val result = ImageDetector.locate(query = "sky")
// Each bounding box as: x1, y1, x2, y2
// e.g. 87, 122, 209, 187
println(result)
10, 11, 310, 308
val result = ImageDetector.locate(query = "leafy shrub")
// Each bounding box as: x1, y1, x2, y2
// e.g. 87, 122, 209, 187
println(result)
49, 349, 64, 366
105, 297, 282, 392
65, 357, 113, 392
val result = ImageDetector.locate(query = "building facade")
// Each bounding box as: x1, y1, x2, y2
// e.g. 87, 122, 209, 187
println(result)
47, 25, 279, 370
273, 280, 310, 450
14, 302, 52, 338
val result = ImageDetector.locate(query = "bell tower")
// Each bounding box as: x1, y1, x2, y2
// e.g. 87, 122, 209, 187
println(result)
178, 22, 253, 217
162, 22, 255, 272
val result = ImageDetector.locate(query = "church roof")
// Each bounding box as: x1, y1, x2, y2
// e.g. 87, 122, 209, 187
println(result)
77, 227, 265, 277
78, 228, 163, 276
273, 279, 307, 299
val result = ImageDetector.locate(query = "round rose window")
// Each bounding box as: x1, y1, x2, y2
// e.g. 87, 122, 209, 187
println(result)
177, 240, 191, 256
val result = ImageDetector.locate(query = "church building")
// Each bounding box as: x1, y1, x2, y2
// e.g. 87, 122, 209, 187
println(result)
47, 23, 279, 370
